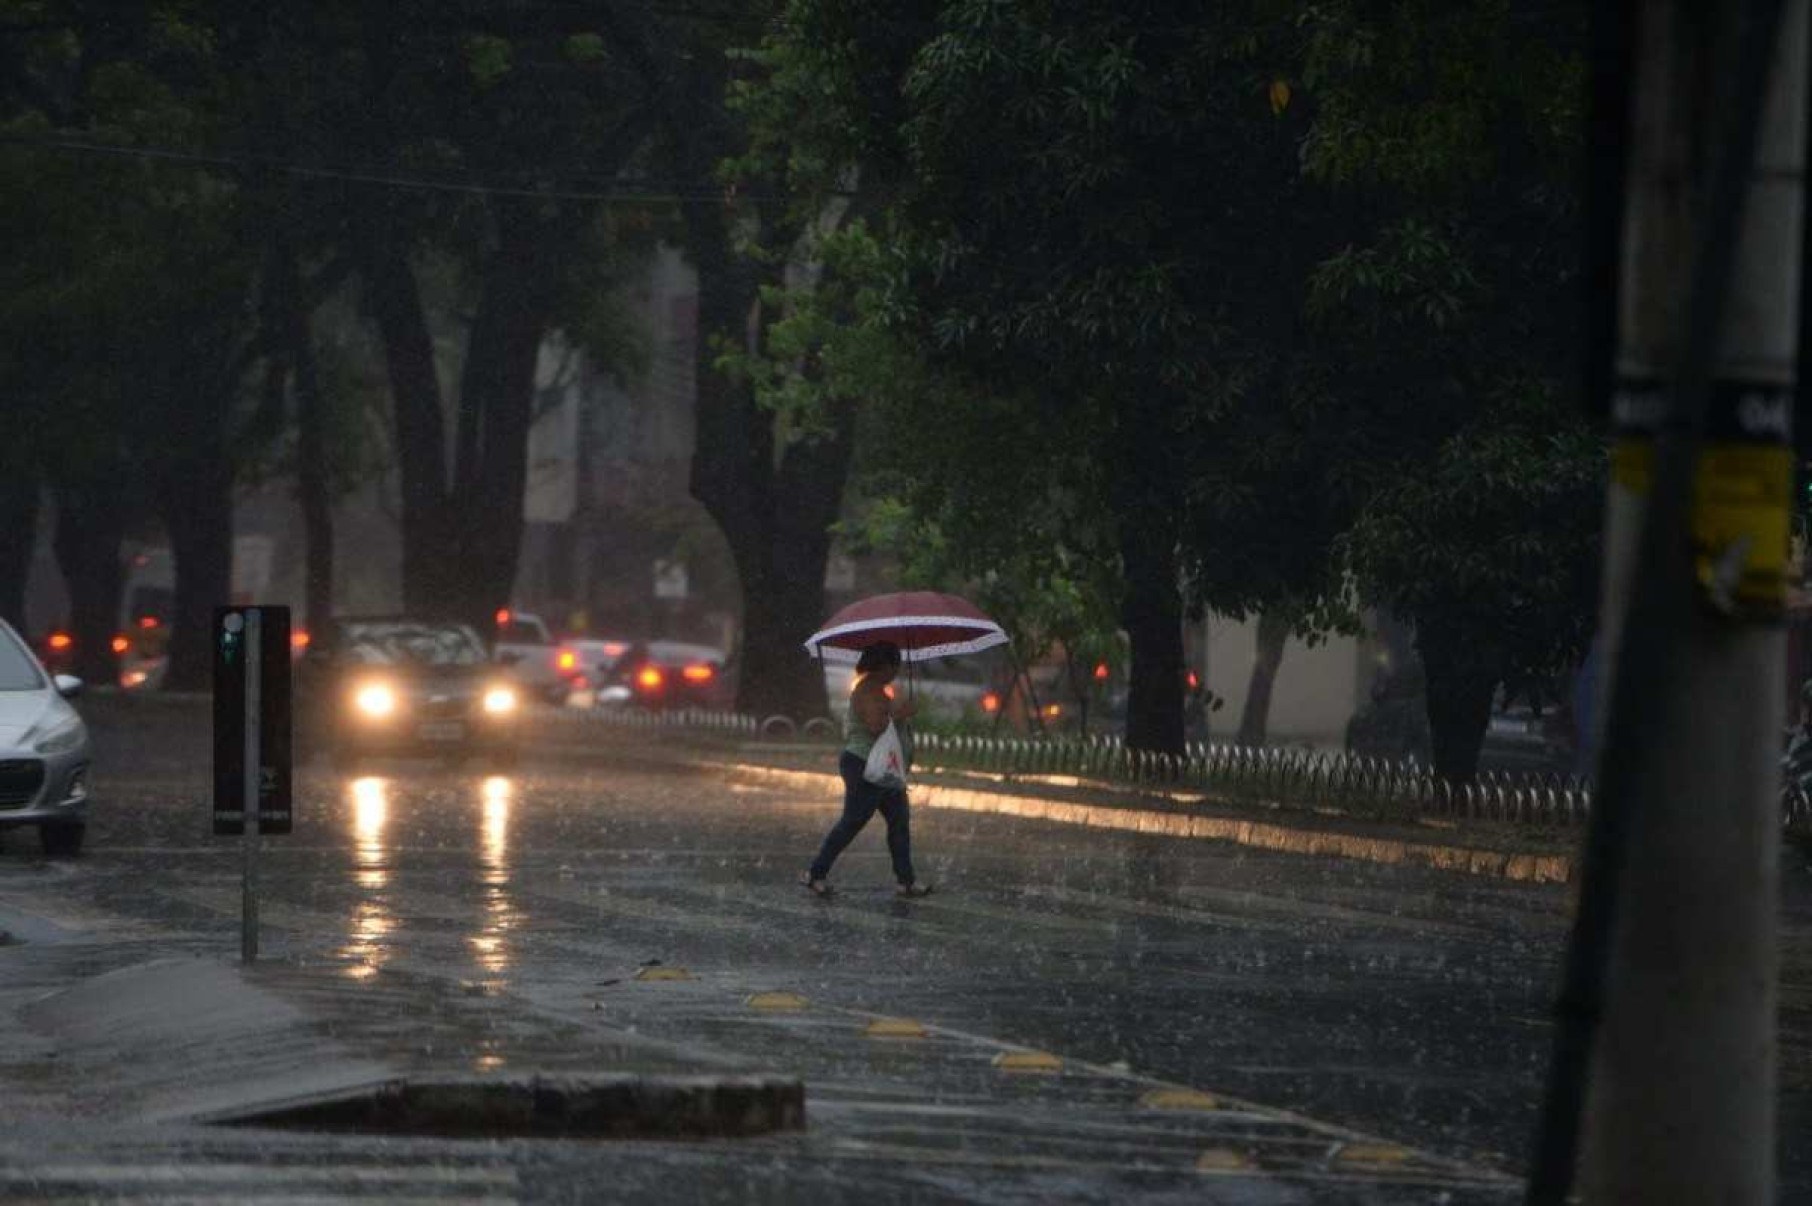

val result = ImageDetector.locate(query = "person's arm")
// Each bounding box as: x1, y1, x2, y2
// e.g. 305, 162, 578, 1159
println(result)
853, 680, 915, 735
852, 681, 892, 736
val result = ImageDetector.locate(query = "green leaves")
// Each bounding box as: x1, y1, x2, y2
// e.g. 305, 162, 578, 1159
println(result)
464, 35, 514, 88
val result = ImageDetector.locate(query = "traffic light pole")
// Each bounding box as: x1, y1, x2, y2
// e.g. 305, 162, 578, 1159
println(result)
1528, 2, 1805, 1201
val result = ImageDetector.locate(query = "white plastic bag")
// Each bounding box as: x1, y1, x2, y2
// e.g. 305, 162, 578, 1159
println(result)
863, 720, 908, 790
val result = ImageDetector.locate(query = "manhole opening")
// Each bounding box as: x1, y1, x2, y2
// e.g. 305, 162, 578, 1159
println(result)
208, 1075, 805, 1141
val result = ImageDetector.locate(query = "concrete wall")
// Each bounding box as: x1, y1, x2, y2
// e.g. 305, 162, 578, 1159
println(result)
1203, 614, 1376, 751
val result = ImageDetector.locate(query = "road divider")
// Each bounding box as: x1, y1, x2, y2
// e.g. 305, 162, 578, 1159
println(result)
718, 762, 1575, 884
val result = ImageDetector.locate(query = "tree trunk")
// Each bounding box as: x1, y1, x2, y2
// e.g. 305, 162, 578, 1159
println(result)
1237, 611, 1291, 747
49, 476, 125, 686
1417, 617, 1499, 782
282, 243, 334, 630
1114, 391, 1187, 756
450, 204, 562, 632
0, 463, 39, 631
737, 412, 852, 720
683, 197, 847, 721
357, 223, 457, 617
158, 456, 234, 692
1121, 532, 1186, 755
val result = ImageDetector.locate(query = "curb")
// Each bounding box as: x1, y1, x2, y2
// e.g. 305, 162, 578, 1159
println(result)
204, 1073, 806, 1139
721, 762, 1575, 885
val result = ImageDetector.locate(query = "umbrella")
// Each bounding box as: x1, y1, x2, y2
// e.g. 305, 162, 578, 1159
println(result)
804, 591, 1008, 664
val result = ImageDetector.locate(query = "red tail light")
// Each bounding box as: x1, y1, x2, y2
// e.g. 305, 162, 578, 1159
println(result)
495, 608, 511, 626
47, 631, 73, 651
636, 666, 665, 691
681, 664, 715, 684
1093, 662, 1110, 681
981, 692, 1000, 713
137, 616, 160, 630
1186, 671, 1200, 690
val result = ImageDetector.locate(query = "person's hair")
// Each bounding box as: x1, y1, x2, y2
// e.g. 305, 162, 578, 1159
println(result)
856, 642, 902, 673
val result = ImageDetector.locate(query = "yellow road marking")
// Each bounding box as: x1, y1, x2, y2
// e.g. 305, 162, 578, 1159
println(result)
992, 1049, 1063, 1074
632, 966, 693, 982
1141, 1087, 1219, 1111
746, 991, 809, 1012
1196, 1148, 1255, 1173
865, 1017, 928, 1039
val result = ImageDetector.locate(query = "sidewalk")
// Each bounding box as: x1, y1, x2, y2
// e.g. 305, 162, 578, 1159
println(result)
536, 718, 1579, 885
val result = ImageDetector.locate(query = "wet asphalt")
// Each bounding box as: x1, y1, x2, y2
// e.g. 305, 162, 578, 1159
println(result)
0, 697, 1806, 1203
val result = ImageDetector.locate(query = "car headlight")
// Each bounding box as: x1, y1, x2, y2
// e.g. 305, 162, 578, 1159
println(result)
354, 682, 398, 718
482, 686, 518, 715
33, 717, 85, 754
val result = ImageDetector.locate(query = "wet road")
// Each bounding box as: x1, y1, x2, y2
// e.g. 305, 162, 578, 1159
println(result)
1, 699, 1807, 1202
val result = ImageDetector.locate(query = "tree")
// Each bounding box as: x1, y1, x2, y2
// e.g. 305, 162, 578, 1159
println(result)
734, 0, 1351, 754
585, 0, 883, 720
320, 3, 657, 630
1297, 0, 1600, 778
0, 4, 265, 687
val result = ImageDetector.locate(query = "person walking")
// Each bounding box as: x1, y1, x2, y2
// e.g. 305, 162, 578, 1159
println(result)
801, 641, 933, 898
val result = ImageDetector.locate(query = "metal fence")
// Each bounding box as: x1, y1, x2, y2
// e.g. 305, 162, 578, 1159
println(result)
559, 705, 1812, 834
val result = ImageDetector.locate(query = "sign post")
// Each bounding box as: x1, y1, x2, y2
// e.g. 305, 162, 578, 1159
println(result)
213, 605, 292, 964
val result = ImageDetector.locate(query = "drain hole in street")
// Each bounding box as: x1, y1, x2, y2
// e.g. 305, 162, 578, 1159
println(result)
209, 1075, 805, 1140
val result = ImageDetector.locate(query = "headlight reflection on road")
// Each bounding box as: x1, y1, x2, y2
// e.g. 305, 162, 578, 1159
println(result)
351, 776, 389, 890
471, 775, 517, 980
341, 776, 396, 981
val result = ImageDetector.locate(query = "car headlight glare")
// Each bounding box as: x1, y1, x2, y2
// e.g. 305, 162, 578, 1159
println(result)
482, 686, 518, 715
33, 719, 85, 754
354, 683, 398, 718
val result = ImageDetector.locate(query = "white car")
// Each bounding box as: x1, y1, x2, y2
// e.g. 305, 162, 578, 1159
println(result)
492, 610, 570, 704
0, 619, 91, 856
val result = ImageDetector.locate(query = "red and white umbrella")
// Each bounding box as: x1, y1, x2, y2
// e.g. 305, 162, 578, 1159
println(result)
804, 591, 1008, 664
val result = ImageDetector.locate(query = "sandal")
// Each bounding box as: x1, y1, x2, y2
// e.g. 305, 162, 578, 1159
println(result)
800, 872, 834, 898
895, 882, 935, 898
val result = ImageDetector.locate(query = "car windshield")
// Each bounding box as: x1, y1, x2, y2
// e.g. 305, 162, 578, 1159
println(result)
499, 620, 550, 645
339, 621, 487, 666
0, 626, 45, 691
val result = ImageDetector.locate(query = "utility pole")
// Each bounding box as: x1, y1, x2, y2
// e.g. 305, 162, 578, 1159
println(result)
1529, 2, 1806, 1202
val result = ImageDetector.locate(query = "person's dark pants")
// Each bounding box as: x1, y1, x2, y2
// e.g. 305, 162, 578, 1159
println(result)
809, 752, 915, 884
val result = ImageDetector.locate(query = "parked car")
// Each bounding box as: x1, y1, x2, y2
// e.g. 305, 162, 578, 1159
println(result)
597, 640, 730, 711
492, 610, 570, 704
0, 619, 91, 855
298, 617, 522, 767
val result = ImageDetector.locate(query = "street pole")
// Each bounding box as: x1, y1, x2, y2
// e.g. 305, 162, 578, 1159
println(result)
242, 607, 262, 965
1530, 2, 1805, 1201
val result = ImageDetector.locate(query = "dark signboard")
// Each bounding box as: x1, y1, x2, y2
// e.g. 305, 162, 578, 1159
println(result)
213, 605, 293, 836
